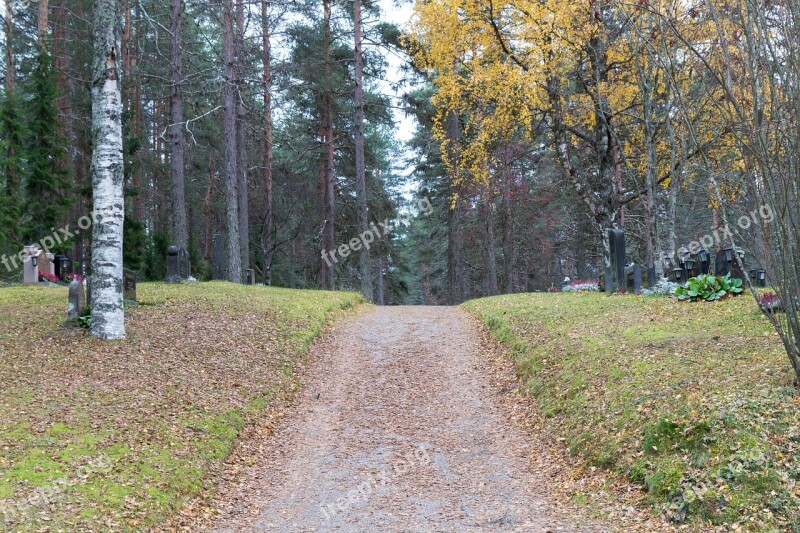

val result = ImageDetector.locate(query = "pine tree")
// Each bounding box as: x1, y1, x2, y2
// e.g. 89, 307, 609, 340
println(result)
0, 90, 25, 256
24, 46, 71, 247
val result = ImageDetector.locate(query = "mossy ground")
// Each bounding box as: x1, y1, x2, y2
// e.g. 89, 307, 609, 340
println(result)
466, 292, 800, 531
0, 282, 362, 530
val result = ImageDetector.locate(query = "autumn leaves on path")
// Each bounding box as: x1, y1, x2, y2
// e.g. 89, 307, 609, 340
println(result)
203, 306, 598, 532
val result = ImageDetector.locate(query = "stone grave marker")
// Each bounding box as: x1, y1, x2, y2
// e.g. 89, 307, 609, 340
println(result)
123, 268, 138, 302
67, 279, 86, 319
625, 264, 643, 294
608, 229, 626, 292
178, 248, 191, 279
166, 246, 181, 283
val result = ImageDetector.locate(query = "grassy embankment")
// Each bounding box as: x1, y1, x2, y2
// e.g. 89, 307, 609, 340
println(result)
0, 282, 362, 529
466, 293, 800, 530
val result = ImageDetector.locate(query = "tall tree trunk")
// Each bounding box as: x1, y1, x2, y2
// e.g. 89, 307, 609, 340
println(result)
353, 0, 372, 301
501, 154, 516, 293
235, 0, 249, 274
169, 0, 187, 250
321, 0, 335, 290
3, 0, 12, 91
223, 0, 241, 282
90, 0, 125, 339
445, 109, 465, 304
375, 247, 385, 305
260, 0, 273, 285
37, 0, 49, 45
484, 196, 499, 296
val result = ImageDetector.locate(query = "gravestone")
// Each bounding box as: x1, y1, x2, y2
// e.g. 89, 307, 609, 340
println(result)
212, 234, 225, 280
67, 280, 86, 319
166, 246, 181, 283
647, 267, 657, 288
715, 249, 730, 277
123, 268, 138, 302
177, 248, 191, 279
625, 264, 643, 294
22, 246, 40, 284
608, 229, 626, 292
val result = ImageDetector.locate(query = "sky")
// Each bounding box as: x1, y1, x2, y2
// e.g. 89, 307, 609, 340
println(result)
376, 0, 418, 143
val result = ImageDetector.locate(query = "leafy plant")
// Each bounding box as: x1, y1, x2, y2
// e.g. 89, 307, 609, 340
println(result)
642, 278, 680, 297
38, 272, 60, 284
675, 274, 743, 302
76, 307, 92, 329
758, 292, 783, 313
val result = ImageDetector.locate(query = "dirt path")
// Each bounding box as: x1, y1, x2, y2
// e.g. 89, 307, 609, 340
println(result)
211, 306, 597, 532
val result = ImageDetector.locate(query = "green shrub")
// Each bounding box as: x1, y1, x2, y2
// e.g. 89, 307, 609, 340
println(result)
674, 273, 743, 302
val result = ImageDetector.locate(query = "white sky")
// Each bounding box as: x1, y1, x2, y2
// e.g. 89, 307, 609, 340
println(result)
376, 0, 417, 144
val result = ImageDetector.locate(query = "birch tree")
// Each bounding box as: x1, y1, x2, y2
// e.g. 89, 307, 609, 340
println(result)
90, 0, 125, 339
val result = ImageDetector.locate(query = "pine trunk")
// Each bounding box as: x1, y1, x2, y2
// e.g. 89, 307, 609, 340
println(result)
321, 0, 335, 290
235, 0, 249, 274
353, 0, 372, 301
223, 0, 241, 282
90, 0, 126, 340
3, 0, 12, 91
260, 0, 274, 285
169, 0, 188, 251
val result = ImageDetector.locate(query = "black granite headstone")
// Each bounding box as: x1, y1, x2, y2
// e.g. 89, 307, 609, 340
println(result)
123, 268, 138, 302
166, 246, 181, 283
608, 229, 626, 292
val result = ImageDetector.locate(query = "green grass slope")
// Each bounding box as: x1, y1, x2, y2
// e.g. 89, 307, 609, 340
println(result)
0, 282, 362, 530
466, 293, 800, 531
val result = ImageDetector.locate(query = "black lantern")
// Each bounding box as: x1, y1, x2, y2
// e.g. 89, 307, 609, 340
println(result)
758, 269, 766, 287
698, 249, 709, 263
673, 267, 684, 281
684, 258, 695, 271
723, 247, 734, 262
31, 254, 38, 268
59, 257, 69, 276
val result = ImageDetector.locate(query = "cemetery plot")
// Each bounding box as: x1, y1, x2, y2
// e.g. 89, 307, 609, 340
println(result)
0, 283, 362, 530
467, 292, 800, 530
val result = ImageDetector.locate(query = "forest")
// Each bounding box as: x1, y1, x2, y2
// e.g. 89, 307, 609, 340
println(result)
1, 0, 799, 308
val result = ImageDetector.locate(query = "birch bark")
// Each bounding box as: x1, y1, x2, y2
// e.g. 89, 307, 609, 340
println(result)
90, 0, 126, 340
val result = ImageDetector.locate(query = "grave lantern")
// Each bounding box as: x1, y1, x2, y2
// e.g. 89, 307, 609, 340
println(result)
684, 258, 695, 272
31, 253, 38, 268
723, 247, 734, 262
673, 266, 684, 281
758, 269, 766, 287
59, 256, 69, 276
698, 249, 709, 263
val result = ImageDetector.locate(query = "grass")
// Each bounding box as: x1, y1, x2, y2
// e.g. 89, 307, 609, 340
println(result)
465, 292, 800, 531
0, 282, 363, 530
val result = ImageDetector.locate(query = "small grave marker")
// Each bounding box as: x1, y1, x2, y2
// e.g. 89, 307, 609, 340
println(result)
67, 280, 86, 319
123, 268, 138, 302
166, 246, 181, 283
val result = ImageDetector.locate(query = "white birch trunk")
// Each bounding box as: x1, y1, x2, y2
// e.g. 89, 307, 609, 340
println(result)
90, 0, 125, 340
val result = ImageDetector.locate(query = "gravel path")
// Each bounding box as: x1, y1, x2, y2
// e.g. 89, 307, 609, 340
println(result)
211, 306, 596, 532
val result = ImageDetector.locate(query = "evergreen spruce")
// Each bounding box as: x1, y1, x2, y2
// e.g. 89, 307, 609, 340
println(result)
24, 46, 71, 248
